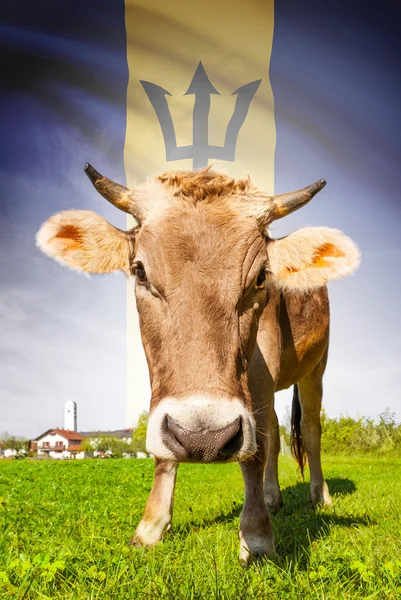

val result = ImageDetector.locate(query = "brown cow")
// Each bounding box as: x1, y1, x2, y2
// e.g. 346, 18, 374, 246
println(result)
37, 165, 360, 563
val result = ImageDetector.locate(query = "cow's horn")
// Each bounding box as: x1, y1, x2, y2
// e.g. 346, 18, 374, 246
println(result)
269, 179, 327, 222
84, 163, 146, 223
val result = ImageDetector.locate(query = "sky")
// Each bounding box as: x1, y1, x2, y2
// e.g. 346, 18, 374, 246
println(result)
271, 0, 401, 423
1, 0, 400, 438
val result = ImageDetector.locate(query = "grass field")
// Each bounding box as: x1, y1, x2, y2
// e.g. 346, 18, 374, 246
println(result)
0, 456, 400, 599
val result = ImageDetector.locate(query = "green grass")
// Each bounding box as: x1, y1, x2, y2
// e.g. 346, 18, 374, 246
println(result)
0, 456, 400, 599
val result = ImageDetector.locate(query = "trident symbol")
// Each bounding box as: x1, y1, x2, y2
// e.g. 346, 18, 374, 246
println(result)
141, 62, 261, 169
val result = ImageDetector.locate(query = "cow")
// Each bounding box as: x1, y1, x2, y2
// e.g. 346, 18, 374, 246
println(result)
37, 164, 360, 563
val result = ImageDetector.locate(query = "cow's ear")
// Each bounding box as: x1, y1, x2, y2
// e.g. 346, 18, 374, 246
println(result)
267, 227, 361, 291
36, 210, 134, 275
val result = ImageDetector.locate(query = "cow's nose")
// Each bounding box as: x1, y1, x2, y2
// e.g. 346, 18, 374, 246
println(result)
163, 415, 243, 462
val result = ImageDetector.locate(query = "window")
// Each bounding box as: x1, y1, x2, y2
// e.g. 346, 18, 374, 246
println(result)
42, 442, 50, 448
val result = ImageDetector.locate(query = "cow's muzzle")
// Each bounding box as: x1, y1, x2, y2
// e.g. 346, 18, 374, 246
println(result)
146, 396, 257, 463
163, 415, 243, 462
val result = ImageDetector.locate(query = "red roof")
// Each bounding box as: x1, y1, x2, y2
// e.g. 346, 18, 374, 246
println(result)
54, 429, 85, 441
35, 429, 85, 442
68, 445, 83, 452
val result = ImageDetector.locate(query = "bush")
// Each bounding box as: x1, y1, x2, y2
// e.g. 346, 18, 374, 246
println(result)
321, 408, 401, 456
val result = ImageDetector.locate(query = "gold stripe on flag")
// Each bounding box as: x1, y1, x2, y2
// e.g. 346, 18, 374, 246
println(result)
124, 0, 275, 426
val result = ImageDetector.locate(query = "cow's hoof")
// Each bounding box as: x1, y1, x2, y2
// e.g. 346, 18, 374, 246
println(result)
239, 532, 276, 565
129, 535, 146, 548
130, 519, 170, 548
310, 481, 333, 508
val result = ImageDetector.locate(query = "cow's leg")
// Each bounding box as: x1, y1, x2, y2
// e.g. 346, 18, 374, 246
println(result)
242, 298, 281, 563
298, 364, 332, 507
263, 406, 283, 511
239, 420, 275, 564
131, 459, 178, 547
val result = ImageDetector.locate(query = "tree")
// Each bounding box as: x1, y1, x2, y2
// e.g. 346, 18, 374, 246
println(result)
129, 412, 149, 455
90, 435, 130, 458
81, 438, 95, 453
279, 424, 291, 448
282, 405, 292, 433
1, 434, 27, 454
108, 438, 129, 458
95, 436, 113, 455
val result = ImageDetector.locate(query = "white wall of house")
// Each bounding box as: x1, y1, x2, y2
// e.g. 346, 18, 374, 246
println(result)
46, 449, 86, 460
37, 432, 69, 455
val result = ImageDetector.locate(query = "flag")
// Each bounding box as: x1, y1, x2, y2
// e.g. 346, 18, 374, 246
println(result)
1, 0, 400, 437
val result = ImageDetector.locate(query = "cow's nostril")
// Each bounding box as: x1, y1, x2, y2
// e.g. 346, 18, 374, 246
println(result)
219, 419, 243, 457
163, 415, 242, 462
161, 416, 188, 460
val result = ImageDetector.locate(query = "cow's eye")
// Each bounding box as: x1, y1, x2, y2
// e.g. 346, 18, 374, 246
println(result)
135, 262, 147, 284
256, 267, 267, 289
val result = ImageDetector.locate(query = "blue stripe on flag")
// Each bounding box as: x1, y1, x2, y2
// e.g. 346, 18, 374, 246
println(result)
0, 0, 129, 436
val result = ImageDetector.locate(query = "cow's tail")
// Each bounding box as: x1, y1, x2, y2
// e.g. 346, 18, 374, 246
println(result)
290, 384, 306, 479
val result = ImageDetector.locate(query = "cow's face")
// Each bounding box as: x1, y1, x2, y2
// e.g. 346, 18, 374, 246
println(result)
133, 202, 269, 462
37, 166, 360, 463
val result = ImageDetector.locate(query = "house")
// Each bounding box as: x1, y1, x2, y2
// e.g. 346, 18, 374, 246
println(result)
2, 448, 18, 458
28, 427, 144, 459
32, 428, 86, 459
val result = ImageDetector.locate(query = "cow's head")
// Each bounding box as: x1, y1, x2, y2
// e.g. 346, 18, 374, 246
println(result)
37, 165, 360, 463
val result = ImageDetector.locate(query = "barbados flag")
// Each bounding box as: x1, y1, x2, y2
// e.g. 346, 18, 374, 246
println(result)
1, 0, 399, 437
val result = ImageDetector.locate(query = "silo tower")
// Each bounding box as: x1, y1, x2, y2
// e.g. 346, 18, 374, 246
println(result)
64, 400, 77, 431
